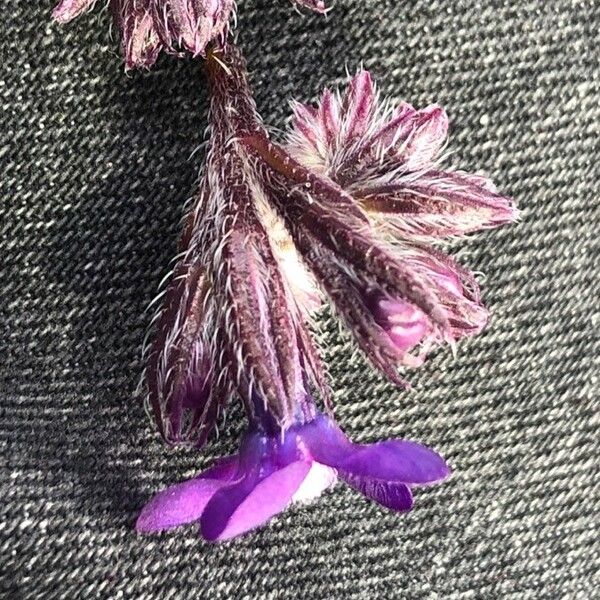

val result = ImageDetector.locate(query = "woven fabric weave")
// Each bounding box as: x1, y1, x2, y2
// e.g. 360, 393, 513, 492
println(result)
2, 0, 599, 597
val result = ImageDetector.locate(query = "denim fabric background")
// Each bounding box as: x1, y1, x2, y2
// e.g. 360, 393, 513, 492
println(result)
2, 1, 599, 598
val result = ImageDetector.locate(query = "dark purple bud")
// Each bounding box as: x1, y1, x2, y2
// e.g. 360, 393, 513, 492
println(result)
154, 0, 235, 58
111, 0, 163, 70
355, 168, 517, 239
287, 71, 516, 236
145, 254, 225, 447
370, 296, 431, 367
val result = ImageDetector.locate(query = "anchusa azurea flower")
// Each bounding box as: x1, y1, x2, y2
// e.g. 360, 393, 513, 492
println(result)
53, 0, 327, 69
137, 408, 449, 541
135, 44, 515, 541
51, 0, 519, 543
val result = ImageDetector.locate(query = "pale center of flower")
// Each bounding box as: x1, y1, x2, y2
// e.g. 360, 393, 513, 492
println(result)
291, 462, 338, 504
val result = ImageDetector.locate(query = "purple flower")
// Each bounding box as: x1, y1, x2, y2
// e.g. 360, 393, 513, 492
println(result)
136, 45, 514, 540
53, 0, 327, 69
137, 410, 449, 541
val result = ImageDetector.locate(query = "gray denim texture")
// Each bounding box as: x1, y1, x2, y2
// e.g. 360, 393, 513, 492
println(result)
1, 0, 599, 598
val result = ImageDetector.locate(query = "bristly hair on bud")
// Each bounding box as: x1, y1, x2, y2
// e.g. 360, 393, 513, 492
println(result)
200, 48, 331, 431
145, 46, 330, 446
293, 0, 328, 13
286, 70, 518, 240
239, 69, 517, 383
144, 177, 228, 447
53, 0, 329, 69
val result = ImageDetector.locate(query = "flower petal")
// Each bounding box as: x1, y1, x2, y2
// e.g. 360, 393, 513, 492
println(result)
292, 461, 337, 503
341, 472, 414, 511
200, 455, 239, 480
343, 440, 450, 484
303, 415, 450, 484
136, 457, 238, 533
345, 439, 449, 484
200, 461, 311, 541
372, 296, 431, 362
